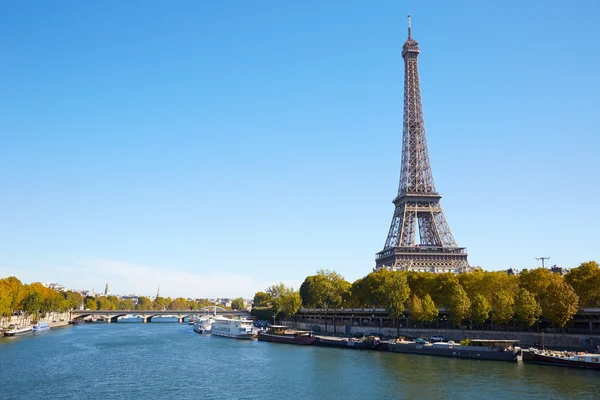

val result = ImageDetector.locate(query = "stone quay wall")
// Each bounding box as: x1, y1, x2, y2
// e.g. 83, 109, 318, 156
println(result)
287, 321, 600, 351
1, 311, 72, 329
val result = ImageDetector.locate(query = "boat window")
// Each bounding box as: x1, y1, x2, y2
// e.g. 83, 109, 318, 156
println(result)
592, 358, 599, 362
578, 357, 585, 361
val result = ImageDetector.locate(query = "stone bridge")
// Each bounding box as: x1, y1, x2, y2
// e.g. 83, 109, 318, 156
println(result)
71, 307, 249, 323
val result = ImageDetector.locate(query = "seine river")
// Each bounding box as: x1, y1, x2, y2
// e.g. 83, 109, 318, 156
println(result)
1, 321, 599, 399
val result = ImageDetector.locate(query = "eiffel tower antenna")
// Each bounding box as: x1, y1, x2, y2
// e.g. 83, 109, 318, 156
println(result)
375, 16, 470, 273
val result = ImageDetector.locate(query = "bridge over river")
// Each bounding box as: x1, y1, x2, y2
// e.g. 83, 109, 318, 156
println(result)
71, 307, 249, 323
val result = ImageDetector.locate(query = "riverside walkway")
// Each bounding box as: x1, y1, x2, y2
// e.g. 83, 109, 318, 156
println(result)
71, 308, 249, 323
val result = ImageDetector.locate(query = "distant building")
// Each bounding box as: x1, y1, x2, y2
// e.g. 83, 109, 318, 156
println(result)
506, 268, 520, 276
104, 283, 110, 296
42, 282, 67, 292
550, 265, 569, 275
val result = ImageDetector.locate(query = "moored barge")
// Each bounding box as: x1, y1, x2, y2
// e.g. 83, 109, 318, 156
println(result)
387, 339, 521, 362
528, 348, 600, 370
315, 335, 381, 350
258, 325, 315, 345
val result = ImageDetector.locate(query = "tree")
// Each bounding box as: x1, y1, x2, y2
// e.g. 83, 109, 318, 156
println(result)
299, 276, 318, 307
540, 280, 579, 328
252, 292, 271, 308
514, 288, 541, 327
470, 294, 491, 328
492, 290, 514, 329
231, 297, 246, 310
84, 297, 98, 311
421, 294, 439, 325
266, 283, 302, 322
307, 270, 351, 310
136, 296, 153, 310
565, 261, 600, 307
409, 295, 423, 326
0, 276, 25, 315
374, 270, 410, 336
447, 283, 470, 326
168, 298, 189, 310
518, 268, 555, 301
22, 291, 43, 319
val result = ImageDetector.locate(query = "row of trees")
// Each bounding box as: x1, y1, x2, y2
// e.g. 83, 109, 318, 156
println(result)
294, 261, 599, 330
0, 277, 84, 320
1, 276, 237, 321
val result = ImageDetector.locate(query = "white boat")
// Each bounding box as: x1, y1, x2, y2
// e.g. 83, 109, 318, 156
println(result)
33, 322, 50, 333
4, 324, 33, 336
210, 317, 255, 339
193, 316, 215, 334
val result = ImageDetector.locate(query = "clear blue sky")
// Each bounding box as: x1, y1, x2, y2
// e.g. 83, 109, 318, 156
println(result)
1, 1, 598, 298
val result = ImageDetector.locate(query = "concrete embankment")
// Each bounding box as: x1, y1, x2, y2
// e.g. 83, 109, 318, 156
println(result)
1, 311, 72, 331
288, 322, 600, 351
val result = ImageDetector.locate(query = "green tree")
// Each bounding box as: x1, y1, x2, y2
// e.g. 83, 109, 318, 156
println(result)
266, 283, 302, 322
22, 291, 43, 319
409, 294, 423, 325
565, 261, 600, 307
374, 270, 410, 335
277, 289, 302, 318
470, 294, 491, 328
252, 292, 271, 308
518, 268, 555, 301
136, 296, 153, 310
299, 276, 318, 307
84, 297, 98, 311
63, 291, 83, 310
514, 288, 541, 327
307, 269, 351, 310
447, 283, 470, 326
421, 294, 439, 325
492, 290, 514, 329
168, 297, 190, 310
541, 280, 579, 328
153, 296, 170, 310
119, 299, 135, 310
231, 297, 246, 310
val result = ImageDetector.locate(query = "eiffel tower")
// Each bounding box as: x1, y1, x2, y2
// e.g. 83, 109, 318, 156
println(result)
375, 16, 470, 273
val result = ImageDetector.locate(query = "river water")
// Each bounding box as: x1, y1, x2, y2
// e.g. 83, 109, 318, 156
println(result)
1, 321, 598, 399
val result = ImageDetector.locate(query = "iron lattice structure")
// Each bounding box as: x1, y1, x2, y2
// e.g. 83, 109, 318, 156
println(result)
375, 17, 469, 273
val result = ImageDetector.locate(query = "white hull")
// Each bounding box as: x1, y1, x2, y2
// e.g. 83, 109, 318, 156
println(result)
211, 317, 256, 340
5, 326, 33, 336
193, 318, 214, 334
211, 331, 255, 340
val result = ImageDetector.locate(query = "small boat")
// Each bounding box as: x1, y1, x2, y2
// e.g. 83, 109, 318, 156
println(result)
258, 325, 315, 345
528, 348, 600, 370
211, 317, 256, 340
193, 316, 214, 334
387, 339, 522, 362
4, 324, 34, 336
32, 322, 50, 333
315, 335, 381, 350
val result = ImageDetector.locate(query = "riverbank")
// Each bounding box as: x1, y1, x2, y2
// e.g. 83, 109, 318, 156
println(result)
288, 322, 600, 351
1, 311, 71, 331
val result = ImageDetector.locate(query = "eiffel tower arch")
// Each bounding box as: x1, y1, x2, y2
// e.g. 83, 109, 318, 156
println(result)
375, 16, 470, 274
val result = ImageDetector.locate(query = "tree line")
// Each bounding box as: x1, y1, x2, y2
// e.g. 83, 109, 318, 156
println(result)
0, 276, 241, 321
290, 261, 599, 330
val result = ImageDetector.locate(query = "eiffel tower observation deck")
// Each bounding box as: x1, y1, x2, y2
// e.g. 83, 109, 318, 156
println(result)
375, 16, 470, 274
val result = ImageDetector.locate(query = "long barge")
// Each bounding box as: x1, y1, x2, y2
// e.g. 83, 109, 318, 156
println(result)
257, 325, 315, 345
315, 335, 382, 350
526, 348, 600, 370
387, 339, 522, 362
